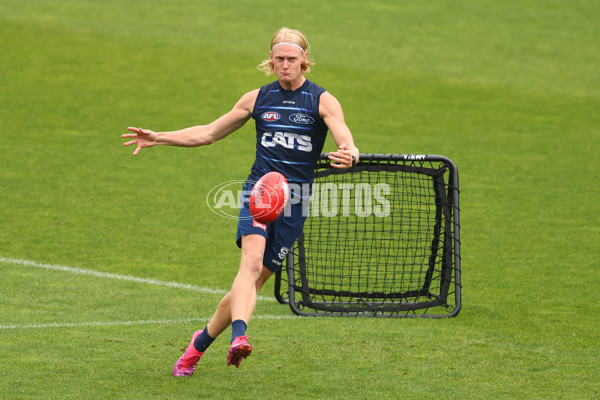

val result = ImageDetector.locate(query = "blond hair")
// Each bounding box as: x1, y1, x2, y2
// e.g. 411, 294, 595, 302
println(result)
257, 27, 315, 75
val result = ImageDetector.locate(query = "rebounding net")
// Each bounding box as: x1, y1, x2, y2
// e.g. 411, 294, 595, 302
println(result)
274, 154, 461, 318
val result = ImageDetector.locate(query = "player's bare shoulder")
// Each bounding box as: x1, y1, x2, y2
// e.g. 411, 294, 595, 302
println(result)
235, 89, 260, 113
319, 91, 344, 120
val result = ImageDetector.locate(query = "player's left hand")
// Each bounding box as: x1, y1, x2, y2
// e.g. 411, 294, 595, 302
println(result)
328, 143, 354, 169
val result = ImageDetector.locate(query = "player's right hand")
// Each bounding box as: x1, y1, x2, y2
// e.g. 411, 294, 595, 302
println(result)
122, 127, 157, 155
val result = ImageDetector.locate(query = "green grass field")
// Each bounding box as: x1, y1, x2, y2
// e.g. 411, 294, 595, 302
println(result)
1, 0, 599, 398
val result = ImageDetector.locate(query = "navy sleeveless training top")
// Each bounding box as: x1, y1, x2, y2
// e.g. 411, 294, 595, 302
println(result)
249, 79, 328, 184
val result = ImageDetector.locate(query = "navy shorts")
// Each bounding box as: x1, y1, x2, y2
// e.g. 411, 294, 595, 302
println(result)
236, 182, 306, 273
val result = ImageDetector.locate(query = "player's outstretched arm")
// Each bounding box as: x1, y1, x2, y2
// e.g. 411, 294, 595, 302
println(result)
320, 92, 359, 168
121, 89, 259, 155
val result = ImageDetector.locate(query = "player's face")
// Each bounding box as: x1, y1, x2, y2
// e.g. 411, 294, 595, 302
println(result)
270, 45, 307, 88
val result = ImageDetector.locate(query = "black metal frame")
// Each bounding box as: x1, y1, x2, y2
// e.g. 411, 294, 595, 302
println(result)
275, 153, 461, 318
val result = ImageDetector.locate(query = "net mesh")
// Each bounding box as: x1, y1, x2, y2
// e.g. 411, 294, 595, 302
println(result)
277, 154, 461, 318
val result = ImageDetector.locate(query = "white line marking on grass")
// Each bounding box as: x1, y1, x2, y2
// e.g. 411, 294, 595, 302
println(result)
0, 315, 296, 330
0, 256, 275, 302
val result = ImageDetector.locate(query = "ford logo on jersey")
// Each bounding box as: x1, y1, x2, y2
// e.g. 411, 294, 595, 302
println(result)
261, 111, 280, 122
289, 113, 315, 125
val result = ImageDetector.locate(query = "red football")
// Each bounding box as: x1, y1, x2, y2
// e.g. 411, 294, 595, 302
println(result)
249, 172, 289, 224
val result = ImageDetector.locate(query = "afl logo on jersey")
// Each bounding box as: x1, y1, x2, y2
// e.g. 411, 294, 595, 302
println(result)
289, 113, 315, 125
261, 111, 280, 122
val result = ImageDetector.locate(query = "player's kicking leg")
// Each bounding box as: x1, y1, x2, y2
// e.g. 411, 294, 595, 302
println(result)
172, 235, 272, 375
227, 234, 271, 367
226, 268, 273, 367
